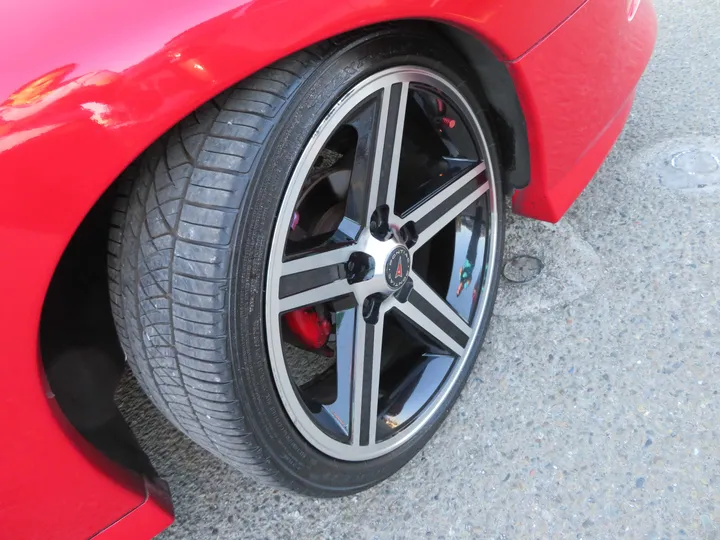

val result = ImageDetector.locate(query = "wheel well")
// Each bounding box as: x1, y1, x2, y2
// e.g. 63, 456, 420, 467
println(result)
38, 19, 527, 470
437, 23, 530, 193
39, 182, 158, 477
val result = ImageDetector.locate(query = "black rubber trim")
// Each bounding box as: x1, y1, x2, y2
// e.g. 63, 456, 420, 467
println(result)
441, 25, 530, 192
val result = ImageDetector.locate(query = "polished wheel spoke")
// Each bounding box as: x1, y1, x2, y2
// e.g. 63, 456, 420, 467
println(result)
400, 163, 485, 226
411, 275, 471, 336
365, 81, 409, 224
406, 164, 489, 251
279, 280, 352, 312
395, 276, 471, 356
351, 308, 384, 446
281, 245, 355, 276
278, 247, 354, 311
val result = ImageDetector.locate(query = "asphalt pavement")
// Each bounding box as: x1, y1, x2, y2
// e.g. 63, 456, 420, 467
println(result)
117, 0, 720, 537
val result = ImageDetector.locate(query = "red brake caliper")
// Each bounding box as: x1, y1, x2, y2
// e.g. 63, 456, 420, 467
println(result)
284, 208, 335, 353
284, 308, 332, 349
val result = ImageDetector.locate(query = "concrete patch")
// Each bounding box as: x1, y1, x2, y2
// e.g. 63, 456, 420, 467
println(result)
503, 255, 544, 284
633, 136, 720, 192
494, 213, 603, 319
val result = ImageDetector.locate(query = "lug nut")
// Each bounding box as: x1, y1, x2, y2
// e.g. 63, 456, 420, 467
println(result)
346, 252, 374, 284
398, 221, 418, 248
370, 206, 391, 241
362, 294, 382, 324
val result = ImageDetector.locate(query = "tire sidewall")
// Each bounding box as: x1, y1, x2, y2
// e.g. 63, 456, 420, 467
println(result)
229, 28, 505, 495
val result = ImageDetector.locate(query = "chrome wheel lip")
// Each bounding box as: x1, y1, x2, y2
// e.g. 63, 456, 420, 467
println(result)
265, 66, 500, 461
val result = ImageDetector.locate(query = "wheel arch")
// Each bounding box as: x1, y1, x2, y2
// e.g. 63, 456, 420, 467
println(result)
439, 25, 531, 193
43, 17, 528, 273
38, 16, 528, 362
31, 16, 527, 492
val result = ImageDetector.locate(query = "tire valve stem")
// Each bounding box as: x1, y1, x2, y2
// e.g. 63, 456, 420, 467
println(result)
441, 117, 456, 129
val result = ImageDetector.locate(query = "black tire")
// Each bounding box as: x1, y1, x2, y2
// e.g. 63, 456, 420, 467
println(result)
108, 24, 505, 496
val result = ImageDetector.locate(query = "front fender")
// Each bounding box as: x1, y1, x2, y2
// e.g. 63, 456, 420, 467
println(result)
0, 0, 582, 536
0, 0, 585, 244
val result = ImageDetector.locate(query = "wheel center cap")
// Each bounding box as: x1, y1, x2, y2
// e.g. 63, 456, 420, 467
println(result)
384, 246, 411, 289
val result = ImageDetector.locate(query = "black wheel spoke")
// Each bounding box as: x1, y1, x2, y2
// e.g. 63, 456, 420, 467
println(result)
279, 247, 354, 311
350, 309, 384, 446
365, 82, 409, 224
395, 275, 472, 356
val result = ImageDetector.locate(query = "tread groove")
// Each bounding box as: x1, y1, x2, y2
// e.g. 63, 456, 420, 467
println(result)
106, 55, 309, 490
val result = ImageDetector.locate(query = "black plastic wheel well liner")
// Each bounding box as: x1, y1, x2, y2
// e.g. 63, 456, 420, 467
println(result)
39, 185, 157, 479
436, 23, 530, 194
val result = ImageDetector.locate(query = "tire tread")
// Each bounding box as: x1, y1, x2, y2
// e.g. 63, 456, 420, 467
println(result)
107, 51, 322, 488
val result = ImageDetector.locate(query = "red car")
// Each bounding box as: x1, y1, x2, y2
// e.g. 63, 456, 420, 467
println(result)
0, 0, 656, 537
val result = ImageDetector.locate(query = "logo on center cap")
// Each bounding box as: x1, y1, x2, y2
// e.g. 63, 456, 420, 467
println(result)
385, 246, 411, 289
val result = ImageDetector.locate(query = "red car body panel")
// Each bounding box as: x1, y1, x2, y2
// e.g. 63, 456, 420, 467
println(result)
510, 0, 657, 221
0, 0, 655, 537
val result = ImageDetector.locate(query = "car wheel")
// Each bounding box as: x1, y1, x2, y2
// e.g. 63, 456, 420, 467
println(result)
108, 25, 505, 496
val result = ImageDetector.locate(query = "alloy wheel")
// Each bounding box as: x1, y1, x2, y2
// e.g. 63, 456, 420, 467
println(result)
265, 66, 499, 461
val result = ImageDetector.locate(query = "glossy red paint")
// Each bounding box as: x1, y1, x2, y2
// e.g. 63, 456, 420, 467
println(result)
510, 0, 658, 221
0, 0, 655, 537
92, 480, 174, 540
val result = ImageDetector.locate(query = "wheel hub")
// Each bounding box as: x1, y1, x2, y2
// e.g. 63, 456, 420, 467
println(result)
345, 229, 413, 308
384, 245, 410, 289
